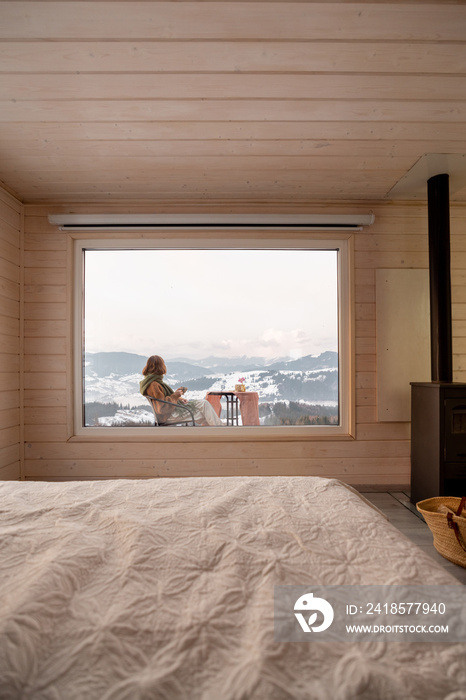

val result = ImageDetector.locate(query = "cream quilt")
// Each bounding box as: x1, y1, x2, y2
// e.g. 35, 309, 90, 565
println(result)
0, 476, 464, 699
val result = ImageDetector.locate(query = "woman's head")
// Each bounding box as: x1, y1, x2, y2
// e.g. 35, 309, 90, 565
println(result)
142, 355, 166, 376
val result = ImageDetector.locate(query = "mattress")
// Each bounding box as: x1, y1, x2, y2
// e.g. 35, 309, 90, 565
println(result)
0, 476, 464, 699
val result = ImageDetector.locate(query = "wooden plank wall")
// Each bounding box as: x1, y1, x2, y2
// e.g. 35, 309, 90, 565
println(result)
1, 2, 466, 203
0, 188, 22, 479
21, 201, 466, 485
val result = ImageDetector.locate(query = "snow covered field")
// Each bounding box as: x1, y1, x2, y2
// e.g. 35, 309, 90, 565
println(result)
84, 352, 339, 426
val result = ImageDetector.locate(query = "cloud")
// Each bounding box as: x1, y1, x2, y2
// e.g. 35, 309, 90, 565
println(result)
257, 328, 312, 350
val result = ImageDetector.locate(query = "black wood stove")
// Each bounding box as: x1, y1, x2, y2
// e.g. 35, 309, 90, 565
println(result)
410, 174, 466, 504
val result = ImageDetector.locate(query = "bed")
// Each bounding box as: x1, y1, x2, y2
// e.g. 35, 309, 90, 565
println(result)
0, 476, 464, 699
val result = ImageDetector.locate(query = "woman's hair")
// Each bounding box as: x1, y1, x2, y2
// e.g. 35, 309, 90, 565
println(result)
142, 355, 166, 376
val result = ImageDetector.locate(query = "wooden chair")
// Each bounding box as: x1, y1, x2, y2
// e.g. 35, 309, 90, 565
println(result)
145, 396, 196, 427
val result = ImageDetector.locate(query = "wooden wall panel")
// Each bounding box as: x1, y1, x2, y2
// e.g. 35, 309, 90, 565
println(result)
3, 41, 466, 76
1, 1, 466, 207
452, 216, 466, 383
0, 187, 22, 480
20, 200, 466, 486
376, 269, 430, 421
3, 3, 466, 42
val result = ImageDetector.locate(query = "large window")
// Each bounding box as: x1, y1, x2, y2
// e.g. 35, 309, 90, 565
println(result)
74, 237, 353, 437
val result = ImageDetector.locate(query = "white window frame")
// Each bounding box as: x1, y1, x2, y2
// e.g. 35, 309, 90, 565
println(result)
72, 234, 355, 440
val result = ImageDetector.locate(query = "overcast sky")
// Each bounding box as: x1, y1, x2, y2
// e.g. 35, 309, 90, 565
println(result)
84, 248, 338, 361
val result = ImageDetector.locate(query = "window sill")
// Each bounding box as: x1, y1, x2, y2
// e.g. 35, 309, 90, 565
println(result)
68, 425, 355, 442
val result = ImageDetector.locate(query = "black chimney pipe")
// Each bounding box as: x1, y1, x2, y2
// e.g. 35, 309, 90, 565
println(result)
427, 173, 453, 383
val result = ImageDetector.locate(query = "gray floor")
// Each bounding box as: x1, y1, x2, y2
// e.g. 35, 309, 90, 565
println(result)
360, 491, 466, 585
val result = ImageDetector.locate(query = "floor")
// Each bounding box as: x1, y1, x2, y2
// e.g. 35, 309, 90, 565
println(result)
360, 491, 466, 585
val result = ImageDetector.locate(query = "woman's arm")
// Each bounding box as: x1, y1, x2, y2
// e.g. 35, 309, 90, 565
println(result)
146, 382, 183, 415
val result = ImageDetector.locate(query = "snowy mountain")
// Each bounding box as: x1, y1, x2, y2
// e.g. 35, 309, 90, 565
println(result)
84, 351, 339, 426
85, 352, 210, 381
85, 351, 337, 379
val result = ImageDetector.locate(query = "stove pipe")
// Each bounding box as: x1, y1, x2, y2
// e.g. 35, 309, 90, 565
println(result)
427, 173, 452, 383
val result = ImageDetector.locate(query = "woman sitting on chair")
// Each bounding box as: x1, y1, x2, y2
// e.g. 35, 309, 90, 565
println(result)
140, 355, 223, 426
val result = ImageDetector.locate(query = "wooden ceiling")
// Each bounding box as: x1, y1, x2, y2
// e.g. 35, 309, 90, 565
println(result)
1, 1, 466, 204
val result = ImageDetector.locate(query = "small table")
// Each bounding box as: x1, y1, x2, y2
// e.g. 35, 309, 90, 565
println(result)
206, 391, 260, 426
207, 391, 239, 425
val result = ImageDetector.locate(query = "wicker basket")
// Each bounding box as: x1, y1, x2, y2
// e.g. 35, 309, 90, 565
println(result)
416, 496, 466, 568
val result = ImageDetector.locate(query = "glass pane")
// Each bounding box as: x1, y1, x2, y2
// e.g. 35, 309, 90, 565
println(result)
83, 248, 339, 427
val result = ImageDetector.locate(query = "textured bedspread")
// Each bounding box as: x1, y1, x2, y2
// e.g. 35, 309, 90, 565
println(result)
0, 476, 464, 699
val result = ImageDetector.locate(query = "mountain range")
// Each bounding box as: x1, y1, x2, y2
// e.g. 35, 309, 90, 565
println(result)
84, 351, 339, 426
85, 350, 338, 380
